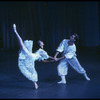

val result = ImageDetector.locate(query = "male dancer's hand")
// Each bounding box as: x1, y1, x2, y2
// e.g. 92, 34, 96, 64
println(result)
54, 57, 59, 62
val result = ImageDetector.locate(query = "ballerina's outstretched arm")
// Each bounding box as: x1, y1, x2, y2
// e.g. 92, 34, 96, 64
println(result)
13, 24, 32, 57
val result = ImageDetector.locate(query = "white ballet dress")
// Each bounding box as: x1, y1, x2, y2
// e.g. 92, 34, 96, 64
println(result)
18, 40, 49, 82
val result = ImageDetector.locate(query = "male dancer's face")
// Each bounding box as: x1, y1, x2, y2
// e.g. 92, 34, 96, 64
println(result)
69, 35, 76, 42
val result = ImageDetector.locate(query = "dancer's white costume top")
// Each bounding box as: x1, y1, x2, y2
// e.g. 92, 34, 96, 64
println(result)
56, 39, 76, 59
18, 40, 49, 82
56, 39, 86, 76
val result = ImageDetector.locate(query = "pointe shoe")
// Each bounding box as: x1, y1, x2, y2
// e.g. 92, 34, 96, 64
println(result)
85, 77, 90, 81
84, 73, 90, 81
35, 84, 39, 89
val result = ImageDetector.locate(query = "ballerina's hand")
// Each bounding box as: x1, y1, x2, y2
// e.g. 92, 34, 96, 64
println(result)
54, 57, 58, 62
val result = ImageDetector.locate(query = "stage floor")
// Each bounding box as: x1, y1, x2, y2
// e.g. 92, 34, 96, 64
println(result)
0, 47, 100, 99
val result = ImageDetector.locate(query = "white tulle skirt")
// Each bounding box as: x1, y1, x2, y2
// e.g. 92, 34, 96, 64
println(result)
18, 49, 38, 82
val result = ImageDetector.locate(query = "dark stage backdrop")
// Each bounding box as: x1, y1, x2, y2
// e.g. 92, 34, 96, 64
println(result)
0, 1, 99, 54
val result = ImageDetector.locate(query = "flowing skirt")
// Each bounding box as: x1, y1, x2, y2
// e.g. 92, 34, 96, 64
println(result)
18, 51, 38, 82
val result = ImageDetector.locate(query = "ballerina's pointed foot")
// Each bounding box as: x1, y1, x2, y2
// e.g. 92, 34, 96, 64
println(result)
35, 84, 39, 89
86, 77, 90, 81
84, 73, 90, 81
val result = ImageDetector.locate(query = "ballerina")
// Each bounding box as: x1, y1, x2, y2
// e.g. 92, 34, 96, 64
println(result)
13, 24, 54, 89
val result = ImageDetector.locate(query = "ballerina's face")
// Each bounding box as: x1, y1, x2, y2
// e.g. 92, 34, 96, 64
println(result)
38, 40, 44, 49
